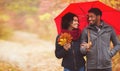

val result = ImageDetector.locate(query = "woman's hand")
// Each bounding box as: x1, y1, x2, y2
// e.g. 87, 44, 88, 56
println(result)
63, 43, 71, 51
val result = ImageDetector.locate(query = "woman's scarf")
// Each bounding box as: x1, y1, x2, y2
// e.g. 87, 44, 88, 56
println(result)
61, 29, 81, 41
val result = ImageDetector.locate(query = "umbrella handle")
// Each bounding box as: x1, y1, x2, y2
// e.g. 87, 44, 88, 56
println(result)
87, 29, 92, 51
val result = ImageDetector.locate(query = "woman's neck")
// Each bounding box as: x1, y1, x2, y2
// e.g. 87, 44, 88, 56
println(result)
68, 27, 73, 31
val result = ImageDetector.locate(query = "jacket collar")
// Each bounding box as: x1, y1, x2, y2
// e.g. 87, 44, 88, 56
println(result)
87, 20, 110, 30
87, 20, 111, 36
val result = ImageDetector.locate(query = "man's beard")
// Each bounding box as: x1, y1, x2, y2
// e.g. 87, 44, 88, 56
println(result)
89, 20, 97, 26
89, 22, 96, 26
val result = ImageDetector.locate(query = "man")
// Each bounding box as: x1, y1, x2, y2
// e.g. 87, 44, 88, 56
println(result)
80, 8, 120, 71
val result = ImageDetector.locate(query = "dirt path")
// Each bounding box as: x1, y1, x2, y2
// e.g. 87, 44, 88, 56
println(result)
0, 31, 62, 71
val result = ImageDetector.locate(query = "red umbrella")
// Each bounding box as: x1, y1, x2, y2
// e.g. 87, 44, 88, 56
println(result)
54, 1, 120, 35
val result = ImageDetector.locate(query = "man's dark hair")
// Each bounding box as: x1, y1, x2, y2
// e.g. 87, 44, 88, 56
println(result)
88, 8, 102, 16
61, 12, 78, 29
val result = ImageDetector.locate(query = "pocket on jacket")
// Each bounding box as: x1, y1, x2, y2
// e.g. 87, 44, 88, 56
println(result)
103, 50, 112, 66
105, 50, 111, 60
108, 50, 113, 58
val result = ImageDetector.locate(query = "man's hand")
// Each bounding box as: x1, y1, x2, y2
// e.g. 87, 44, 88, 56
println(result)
81, 42, 90, 51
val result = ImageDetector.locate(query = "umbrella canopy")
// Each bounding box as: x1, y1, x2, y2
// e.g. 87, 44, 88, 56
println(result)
54, 1, 120, 35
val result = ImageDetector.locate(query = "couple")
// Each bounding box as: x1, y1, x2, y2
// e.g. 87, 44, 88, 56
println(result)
55, 8, 120, 71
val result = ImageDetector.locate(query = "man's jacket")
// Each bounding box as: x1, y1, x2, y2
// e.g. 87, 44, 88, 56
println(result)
80, 21, 120, 69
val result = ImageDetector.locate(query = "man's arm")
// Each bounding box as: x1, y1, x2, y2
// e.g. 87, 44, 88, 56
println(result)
80, 28, 88, 54
110, 28, 120, 57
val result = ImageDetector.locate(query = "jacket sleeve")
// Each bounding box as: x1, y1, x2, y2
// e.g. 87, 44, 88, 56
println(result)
110, 28, 120, 57
80, 28, 88, 55
55, 35, 69, 59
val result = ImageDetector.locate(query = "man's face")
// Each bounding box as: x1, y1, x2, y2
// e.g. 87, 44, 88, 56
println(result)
87, 12, 98, 25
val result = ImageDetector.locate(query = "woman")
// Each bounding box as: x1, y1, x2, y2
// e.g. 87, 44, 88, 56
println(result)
55, 12, 85, 71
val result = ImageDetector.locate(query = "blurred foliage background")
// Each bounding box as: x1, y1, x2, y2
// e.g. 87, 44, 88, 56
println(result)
0, 0, 120, 71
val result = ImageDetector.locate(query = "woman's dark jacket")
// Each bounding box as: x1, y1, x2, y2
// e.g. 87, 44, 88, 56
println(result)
55, 35, 85, 71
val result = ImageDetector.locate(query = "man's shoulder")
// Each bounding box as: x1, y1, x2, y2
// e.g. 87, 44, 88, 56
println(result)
102, 22, 115, 33
102, 21, 112, 28
82, 27, 88, 31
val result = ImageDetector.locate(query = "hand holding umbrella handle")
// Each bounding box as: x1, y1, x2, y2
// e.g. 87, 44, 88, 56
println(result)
80, 42, 91, 51
87, 41, 92, 51
80, 30, 92, 51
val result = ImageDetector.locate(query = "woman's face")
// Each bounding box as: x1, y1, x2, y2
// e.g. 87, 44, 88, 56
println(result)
69, 16, 79, 30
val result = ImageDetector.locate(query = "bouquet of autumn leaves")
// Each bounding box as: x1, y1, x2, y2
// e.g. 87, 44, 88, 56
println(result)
58, 33, 73, 46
